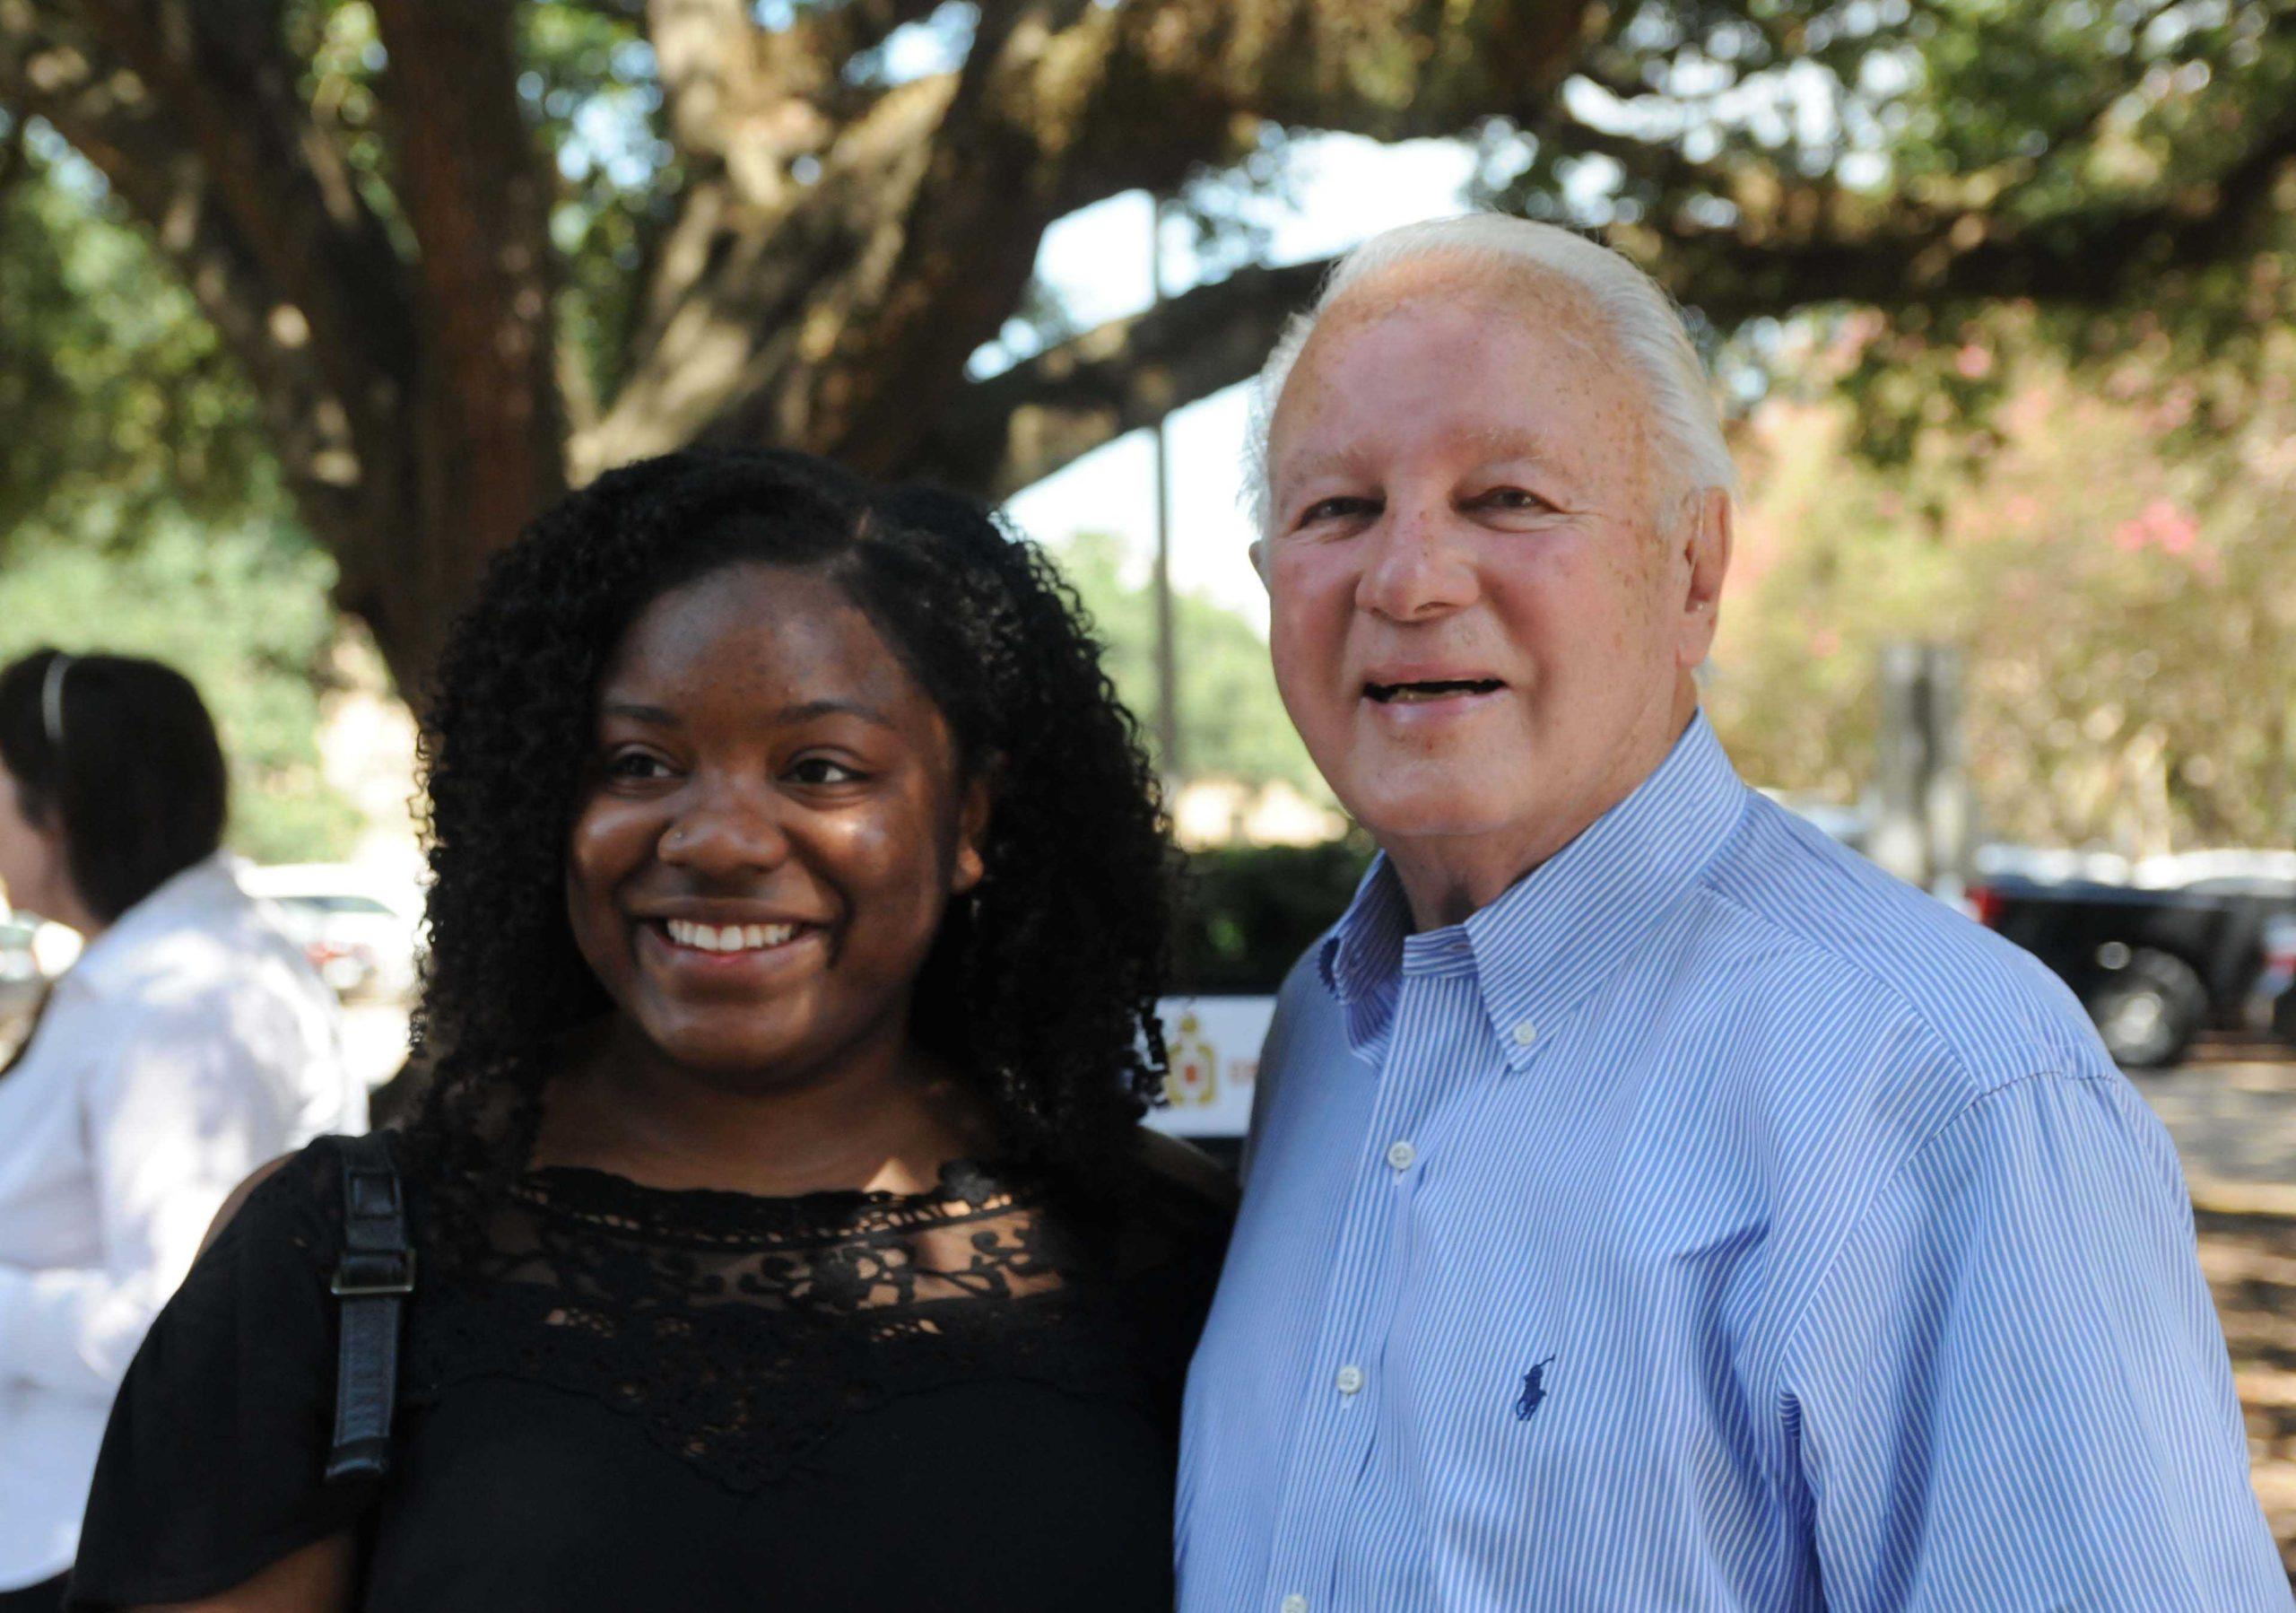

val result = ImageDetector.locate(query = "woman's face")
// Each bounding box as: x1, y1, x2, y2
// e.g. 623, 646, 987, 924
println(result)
565, 562, 988, 1090
0, 765, 66, 920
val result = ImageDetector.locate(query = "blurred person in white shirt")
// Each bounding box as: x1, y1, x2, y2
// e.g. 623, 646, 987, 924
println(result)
0, 649, 362, 1609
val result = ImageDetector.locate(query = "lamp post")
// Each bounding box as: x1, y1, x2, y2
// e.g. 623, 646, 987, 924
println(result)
1150, 193, 1182, 786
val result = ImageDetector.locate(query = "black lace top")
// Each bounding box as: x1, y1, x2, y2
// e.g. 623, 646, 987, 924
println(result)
68, 1131, 1233, 1611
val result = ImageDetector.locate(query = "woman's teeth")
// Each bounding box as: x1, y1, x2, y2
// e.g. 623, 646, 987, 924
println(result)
664, 919, 800, 953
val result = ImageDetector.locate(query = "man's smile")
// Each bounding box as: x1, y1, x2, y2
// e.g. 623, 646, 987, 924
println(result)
1363, 678, 1506, 705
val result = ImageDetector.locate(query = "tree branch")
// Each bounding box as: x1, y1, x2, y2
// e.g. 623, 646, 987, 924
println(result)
594, 0, 1601, 484
1644, 84, 2296, 328
917, 257, 1331, 497
0, 1, 396, 555
69, 0, 412, 406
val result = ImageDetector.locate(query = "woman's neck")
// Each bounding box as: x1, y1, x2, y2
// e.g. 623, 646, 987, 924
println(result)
29, 869, 105, 943
532, 1020, 995, 1199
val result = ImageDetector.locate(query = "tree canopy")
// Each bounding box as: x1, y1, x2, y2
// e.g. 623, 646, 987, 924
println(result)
4, 0, 2293, 693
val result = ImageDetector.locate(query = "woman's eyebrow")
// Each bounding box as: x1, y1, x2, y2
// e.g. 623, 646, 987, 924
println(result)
775, 697, 897, 729
599, 699, 676, 726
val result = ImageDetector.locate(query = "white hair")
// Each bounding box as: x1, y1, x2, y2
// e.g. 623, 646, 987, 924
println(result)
1242, 214, 1737, 533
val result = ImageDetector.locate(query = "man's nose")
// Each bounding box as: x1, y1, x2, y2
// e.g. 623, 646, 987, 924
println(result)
657, 780, 791, 876
1354, 501, 1479, 623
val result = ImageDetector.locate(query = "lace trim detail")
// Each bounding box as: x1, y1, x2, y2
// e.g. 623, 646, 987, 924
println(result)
377, 1151, 1189, 1492
513, 1155, 1018, 1246
403, 1269, 1145, 1491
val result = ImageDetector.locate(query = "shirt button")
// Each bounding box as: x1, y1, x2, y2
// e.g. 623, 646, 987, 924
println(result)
1511, 1018, 1539, 1047
1335, 1364, 1365, 1396
1386, 1139, 1416, 1172
1282, 1598, 1309, 1613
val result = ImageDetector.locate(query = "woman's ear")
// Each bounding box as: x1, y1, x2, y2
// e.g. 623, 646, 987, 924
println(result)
950, 773, 992, 895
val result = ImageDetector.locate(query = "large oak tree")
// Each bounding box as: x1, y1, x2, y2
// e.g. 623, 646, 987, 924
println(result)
2, 0, 2292, 690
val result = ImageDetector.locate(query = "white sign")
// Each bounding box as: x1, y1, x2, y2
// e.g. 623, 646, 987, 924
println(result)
1144, 995, 1275, 1138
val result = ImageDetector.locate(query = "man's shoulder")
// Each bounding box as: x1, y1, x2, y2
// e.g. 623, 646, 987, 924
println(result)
1267, 926, 1351, 1047
1696, 795, 2102, 1089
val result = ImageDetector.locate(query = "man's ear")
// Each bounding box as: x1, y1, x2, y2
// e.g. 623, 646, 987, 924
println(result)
950, 772, 993, 895
1677, 487, 1731, 667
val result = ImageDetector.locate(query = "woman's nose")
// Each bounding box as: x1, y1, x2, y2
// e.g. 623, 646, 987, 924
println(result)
656, 783, 790, 876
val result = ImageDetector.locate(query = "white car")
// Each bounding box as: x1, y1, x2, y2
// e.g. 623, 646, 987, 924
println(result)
239, 863, 425, 1002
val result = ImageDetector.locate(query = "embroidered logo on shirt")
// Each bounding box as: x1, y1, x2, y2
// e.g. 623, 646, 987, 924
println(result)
1515, 1356, 1557, 1421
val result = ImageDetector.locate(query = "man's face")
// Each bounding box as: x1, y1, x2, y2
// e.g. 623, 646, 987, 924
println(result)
1261, 265, 1720, 880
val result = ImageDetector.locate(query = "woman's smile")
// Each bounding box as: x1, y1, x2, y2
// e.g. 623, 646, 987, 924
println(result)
638, 914, 829, 980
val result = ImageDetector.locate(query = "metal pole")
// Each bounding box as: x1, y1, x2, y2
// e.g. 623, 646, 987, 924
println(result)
1873, 641, 1931, 889
1149, 194, 1182, 785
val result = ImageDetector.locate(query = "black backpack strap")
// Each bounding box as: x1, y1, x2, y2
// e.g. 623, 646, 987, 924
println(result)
325, 1130, 413, 1483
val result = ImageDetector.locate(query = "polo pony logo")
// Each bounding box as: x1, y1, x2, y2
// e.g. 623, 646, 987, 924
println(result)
1515, 1356, 1557, 1422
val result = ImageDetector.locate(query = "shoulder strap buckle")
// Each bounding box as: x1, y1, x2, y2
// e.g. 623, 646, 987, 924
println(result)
331, 1249, 416, 1297
326, 1130, 413, 1484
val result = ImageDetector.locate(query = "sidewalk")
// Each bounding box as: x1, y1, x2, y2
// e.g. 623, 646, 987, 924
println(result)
2143, 1040, 2296, 1583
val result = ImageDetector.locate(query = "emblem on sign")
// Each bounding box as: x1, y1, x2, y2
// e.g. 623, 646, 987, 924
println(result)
1165, 1011, 1219, 1107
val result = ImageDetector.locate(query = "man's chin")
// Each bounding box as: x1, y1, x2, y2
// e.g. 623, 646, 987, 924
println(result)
1338, 783, 1547, 848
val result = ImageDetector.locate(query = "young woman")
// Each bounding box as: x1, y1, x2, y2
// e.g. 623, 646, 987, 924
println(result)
0, 651, 361, 1613
67, 451, 1232, 1611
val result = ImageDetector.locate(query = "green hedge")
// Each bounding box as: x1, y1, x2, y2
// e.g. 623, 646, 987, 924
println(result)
1172, 838, 1375, 995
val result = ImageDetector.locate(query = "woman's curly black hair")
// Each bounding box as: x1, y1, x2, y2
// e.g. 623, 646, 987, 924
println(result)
404, 448, 1173, 1200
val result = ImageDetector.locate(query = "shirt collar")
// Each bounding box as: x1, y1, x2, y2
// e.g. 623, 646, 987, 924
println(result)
1319, 711, 1747, 1067
67, 850, 247, 988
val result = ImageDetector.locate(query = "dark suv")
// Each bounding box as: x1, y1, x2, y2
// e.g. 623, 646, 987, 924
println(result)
1970, 874, 2296, 1068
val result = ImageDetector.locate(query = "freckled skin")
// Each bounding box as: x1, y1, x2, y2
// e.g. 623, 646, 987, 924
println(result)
560, 563, 987, 1137
1261, 260, 1731, 928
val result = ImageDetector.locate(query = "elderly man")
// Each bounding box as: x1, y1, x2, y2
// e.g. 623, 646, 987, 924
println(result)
1176, 214, 2289, 1611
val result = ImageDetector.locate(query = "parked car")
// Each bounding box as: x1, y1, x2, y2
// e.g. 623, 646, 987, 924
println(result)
2248, 913, 2296, 1046
239, 864, 424, 1001
0, 916, 43, 1051
1970, 872, 2296, 1068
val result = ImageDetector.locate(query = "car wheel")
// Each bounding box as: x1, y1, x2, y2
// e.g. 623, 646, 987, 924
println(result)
2087, 948, 2206, 1068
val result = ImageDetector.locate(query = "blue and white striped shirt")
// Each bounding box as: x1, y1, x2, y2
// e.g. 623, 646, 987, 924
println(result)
1178, 711, 2289, 1611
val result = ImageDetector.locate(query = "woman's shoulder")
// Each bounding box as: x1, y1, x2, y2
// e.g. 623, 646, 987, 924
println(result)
202, 1130, 417, 1262
1126, 1126, 1239, 1221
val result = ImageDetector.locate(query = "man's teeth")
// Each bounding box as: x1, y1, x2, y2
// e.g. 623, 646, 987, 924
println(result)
664, 919, 800, 953
1368, 679, 1503, 703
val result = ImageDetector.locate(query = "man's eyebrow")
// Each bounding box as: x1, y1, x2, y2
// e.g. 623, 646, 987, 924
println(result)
1274, 445, 1378, 485
1275, 432, 1574, 483
1459, 427, 1570, 466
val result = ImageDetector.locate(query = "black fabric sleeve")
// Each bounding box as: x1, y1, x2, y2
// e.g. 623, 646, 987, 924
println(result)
66, 1137, 379, 1609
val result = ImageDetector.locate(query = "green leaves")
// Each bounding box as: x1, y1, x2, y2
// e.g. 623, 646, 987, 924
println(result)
0, 511, 364, 864
0, 128, 275, 550
1048, 529, 1326, 798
